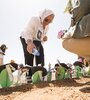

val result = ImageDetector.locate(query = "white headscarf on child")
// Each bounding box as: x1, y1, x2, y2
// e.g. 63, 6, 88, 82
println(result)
39, 9, 54, 22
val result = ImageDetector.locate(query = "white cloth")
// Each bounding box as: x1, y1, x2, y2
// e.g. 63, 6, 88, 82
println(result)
39, 9, 54, 22
6, 65, 14, 81
21, 17, 49, 42
21, 9, 54, 43
0, 49, 3, 58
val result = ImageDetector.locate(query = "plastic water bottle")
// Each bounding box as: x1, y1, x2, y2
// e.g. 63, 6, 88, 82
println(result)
32, 48, 40, 56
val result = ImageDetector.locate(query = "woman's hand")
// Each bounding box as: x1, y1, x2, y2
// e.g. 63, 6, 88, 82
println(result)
43, 36, 48, 41
27, 41, 36, 54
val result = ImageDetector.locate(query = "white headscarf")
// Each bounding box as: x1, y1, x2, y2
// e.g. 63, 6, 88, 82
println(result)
39, 9, 55, 22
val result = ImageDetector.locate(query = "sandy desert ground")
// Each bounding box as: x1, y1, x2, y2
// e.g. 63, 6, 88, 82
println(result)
0, 76, 90, 100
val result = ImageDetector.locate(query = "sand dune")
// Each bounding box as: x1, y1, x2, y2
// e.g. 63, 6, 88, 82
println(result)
0, 77, 90, 100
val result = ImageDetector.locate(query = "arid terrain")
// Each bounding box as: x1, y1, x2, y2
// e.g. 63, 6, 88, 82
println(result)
0, 76, 90, 100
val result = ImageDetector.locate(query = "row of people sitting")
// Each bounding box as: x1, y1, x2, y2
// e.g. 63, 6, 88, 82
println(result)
0, 58, 90, 88
0, 62, 47, 88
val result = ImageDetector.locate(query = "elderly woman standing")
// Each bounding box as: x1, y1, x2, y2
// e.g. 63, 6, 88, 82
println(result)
58, 0, 90, 61
20, 9, 55, 67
